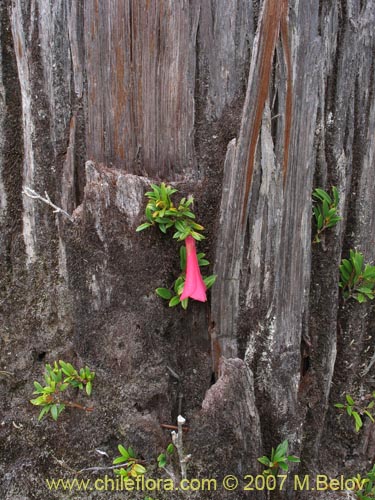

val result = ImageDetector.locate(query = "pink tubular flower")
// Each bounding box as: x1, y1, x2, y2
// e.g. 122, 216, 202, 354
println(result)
180, 235, 207, 302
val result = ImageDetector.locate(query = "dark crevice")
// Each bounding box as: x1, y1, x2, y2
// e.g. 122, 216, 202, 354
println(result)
0, 1, 25, 275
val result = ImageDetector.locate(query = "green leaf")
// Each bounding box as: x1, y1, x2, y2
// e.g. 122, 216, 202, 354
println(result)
180, 228, 192, 240
118, 445, 130, 459
86, 381, 92, 396
322, 199, 329, 218
156, 288, 173, 300
339, 265, 350, 282
317, 213, 323, 230
33, 381, 44, 393
327, 217, 342, 227
166, 443, 175, 454
169, 296, 181, 307
314, 188, 332, 204
175, 220, 187, 233
51, 404, 58, 421
158, 454, 167, 468
113, 456, 128, 465
352, 411, 363, 432
30, 395, 48, 406
358, 286, 374, 294
357, 293, 367, 303
257, 456, 271, 466
180, 246, 186, 271
364, 410, 375, 423
334, 403, 345, 408
287, 455, 301, 463
127, 447, 136, 458
353, 252, 364, 277
363, 265, 375, 279
136, 222, 152, 232
191, 231, 205, 241
327, 207, 338, 218
181, 298, 189, 310
198, 258, 210, 267
332, 186, 339, 206
190, 222, 204, 231
313, 206, 320, 221
133, 464, 146, 475
203, 275, 217, 289
342, 259, 353, 274
346, 395, 355, 406
158, 224, 167, 234
174, 276, 185, 294
278, 461, 289, 472
38, 405, 51, 421
160, 183, 168, 204
145, 205, 153, 222
274, 440, 288, 462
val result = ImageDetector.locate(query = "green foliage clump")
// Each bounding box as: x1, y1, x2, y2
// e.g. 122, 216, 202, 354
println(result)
356, 464, 375, 499
30, 361, 95, 421
155, 246, 216, 309
335, 393, 375, 432
113, 445, 146, 480
157, 442, 175, 468
312, 186, 341, 243
257, 440, 300, 476
136, 182, 204, 241
339, 250, 375, 302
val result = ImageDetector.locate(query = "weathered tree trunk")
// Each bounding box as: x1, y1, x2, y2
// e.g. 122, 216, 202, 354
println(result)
1, 1, 375, 499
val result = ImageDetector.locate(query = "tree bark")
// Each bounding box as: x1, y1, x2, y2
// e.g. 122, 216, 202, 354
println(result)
1, 1, 375, 499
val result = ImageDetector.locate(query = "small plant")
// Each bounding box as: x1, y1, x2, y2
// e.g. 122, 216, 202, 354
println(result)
257, 440, 300, 476
335, 393, 375, 432
155, 246, 216, 309
157, 443, 175, 468
355, 464, 375, 499
137, 183, 216, 305
136, 183, 204, 241
312, 186, 342, 243
113, 445, 146, 480
30, 361, 95, 421
339, 250, 375, 302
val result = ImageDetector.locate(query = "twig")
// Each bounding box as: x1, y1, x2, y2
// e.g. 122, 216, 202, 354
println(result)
22, 186, 74, 222
51, 454, 79, 474
178, 393, 183, 416
160, 423, 189, 432
166, 366, 181, 381
78, 463, 130, 474
362, 351, 375, 377
61, 401, 94, 412
171, 415, 191, 480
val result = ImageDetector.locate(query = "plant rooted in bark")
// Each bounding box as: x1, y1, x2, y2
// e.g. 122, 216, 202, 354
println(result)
137, 183, 216, 308
156, 244, 216, 309
339, 250, 375, 302
136, 183, 204, 241
30, 361, 95, 420
257, 440, 300, 477
113, 445, 146, 480
312, 186, 341, 243
335, 393, 375, 432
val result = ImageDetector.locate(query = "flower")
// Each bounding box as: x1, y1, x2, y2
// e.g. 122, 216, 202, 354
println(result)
180, 236, 207, 302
